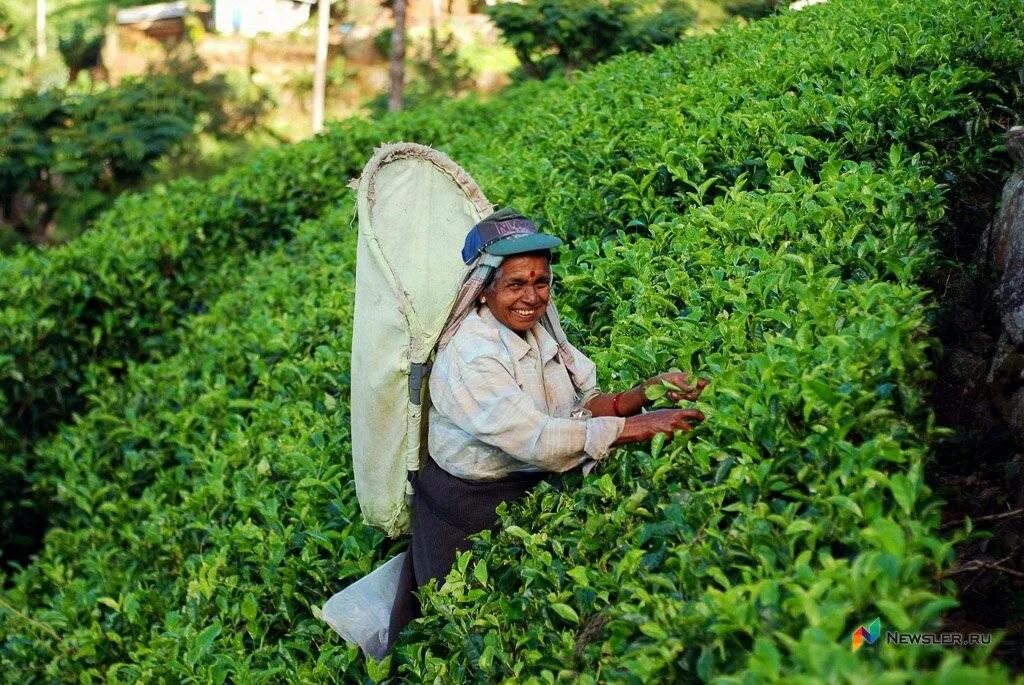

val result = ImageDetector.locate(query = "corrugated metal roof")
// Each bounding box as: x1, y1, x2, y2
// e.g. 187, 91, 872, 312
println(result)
115, 1, 188, 25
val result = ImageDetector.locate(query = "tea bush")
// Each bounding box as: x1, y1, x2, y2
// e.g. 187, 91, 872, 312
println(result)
0, 205, 381, 681
0, 122, 378, 451
2, 0, 1023, 680
0, 76, 204, 245
398, 156, 982, 681
0, 127, 381, 560
485, 0, 695, 80
0, 125, 388, 571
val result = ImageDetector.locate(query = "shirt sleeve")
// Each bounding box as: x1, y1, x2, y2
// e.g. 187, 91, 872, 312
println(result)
431, 351, 624, 473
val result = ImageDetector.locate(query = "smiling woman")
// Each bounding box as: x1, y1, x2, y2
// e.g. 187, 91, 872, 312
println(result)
482, 252, 553, 332
384, 208, 709, 653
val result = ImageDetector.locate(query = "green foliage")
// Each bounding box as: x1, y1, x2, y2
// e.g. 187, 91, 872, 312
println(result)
402, 158, 965, 680
1, 0, 1023, 680
374, 26, 394, 59
0, 6, 274, 251
409, 33, 476, 104
0, 123, 379, 564
1, 208, 382, 681
0, 76, 205, 246
724, 0, 783, 20
0, 42, 277, 249
486, 0, 695, 79
0, 117, 373, 447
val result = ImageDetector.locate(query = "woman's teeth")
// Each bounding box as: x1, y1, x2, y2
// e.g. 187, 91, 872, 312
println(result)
513, 309, 536, 317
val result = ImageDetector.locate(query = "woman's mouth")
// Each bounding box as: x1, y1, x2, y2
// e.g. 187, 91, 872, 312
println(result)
512, 308, 538, 319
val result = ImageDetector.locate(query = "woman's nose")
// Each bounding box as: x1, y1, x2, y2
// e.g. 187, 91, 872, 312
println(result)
522, 287, 543, 304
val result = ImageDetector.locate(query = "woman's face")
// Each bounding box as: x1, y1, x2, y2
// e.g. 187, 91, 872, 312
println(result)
484, 254, 551, 333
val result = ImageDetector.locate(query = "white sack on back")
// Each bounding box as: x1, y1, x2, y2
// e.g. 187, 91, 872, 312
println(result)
350, 143, 492, 536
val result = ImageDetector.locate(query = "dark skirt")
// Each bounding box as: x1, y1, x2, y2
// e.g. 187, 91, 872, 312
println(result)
386, 456, 550, 651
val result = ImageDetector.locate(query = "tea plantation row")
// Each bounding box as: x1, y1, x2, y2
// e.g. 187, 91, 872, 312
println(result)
3, 0, 1020, 456
2, 0, 1023, 680
6, 0, 1020, 548
1, 205, 385, 680
0, 135, 380, 559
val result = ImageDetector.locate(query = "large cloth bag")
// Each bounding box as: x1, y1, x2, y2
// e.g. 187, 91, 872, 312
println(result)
349, 143, 492, 538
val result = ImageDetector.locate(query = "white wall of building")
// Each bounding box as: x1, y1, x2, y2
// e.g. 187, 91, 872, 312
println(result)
214, 0, 312, 36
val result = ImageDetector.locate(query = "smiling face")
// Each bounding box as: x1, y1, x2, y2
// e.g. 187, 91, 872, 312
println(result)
483, 253, 552, 334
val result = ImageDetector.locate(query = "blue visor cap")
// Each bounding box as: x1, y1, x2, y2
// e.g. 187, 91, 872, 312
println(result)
461, 209, 563, 265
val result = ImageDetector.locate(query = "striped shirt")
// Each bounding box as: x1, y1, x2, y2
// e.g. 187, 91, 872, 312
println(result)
427, 305, 625, 481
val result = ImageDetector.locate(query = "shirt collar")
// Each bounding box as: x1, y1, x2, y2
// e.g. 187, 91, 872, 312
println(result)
478, 305, 559, 363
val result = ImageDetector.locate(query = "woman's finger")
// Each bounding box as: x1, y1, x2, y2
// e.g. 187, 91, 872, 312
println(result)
681, 389, 700, 401
686, 379, 710, 400
661, 373, 688, 387
664, 376, 710, 402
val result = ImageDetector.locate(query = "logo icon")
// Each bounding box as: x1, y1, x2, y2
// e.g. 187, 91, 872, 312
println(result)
852, 618, 881, 652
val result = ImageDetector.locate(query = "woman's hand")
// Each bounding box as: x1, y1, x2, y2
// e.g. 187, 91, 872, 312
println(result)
613, 408, 705, 445
645, 372, 709, 403
586, 372, 710, 418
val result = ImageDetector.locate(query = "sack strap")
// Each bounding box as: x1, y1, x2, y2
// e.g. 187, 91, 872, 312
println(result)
409, 361, 432, 405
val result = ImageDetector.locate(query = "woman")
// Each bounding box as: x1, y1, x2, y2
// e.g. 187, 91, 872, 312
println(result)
387, 208, 708, 650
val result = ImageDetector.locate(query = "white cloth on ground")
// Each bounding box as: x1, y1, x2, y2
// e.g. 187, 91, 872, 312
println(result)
320, 552, 407, 661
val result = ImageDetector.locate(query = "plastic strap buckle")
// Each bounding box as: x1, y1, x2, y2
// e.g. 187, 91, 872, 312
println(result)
408, 361, 432, 405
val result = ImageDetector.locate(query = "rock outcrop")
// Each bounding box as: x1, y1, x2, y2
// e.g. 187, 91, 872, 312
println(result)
982, 126, 1024, 442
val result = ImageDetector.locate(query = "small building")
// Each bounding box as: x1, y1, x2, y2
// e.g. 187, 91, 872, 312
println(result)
115, 1, 188, 43
214, 0, 316, 36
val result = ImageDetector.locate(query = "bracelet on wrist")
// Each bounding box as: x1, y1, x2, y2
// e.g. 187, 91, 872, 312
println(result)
612, 391, 625, 417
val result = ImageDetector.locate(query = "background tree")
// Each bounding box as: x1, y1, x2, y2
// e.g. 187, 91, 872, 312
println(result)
487, 0, 694, 80
0, 77, 204, 247
387, 0, 407, 111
